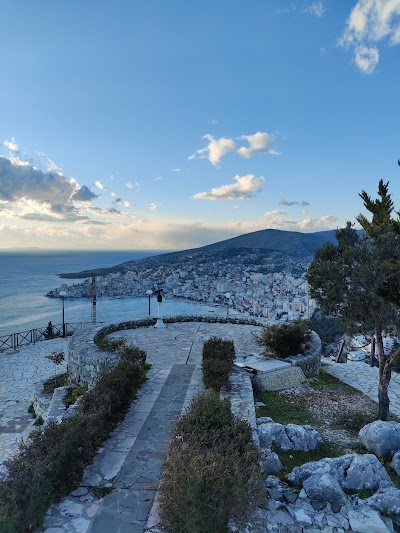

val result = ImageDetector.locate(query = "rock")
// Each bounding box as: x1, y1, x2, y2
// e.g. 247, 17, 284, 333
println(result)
311, 500, 327, 511
261, 451, 283, 474
288, 453, 392, 492
292, 508, 312, 526
366, 487, 400, 516
303, 473, 346, 508
342, 453, 392, 491
391, 450, 400, 476
359, 421, 400, 457
256, 416, 274, 424
282, 489, 298, 504
348, 509, 390, 533
258, 421, 322, 451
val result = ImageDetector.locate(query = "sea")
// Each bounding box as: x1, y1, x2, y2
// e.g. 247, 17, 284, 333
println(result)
0, 250, 223, 337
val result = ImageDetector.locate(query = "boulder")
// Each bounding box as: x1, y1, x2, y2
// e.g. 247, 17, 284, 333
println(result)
256, 416, 274, 425
261, 451, 283, 474
303, 473, 346, 508
342, 453, 392, 491
359, 421, 400, 457
348, 509, 390, 533
288, 453, 392, 492
391, 450, 400, 476
366, 487, 400, 516
258, 422, 322, 451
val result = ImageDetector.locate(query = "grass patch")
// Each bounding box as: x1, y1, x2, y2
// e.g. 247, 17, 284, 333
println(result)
257, 391, 315, 426
311, 369, 359, 394
42, 373, 69, 396
202, 337, 235, 393
277, 441, 342, 474
332, 411, 375, 435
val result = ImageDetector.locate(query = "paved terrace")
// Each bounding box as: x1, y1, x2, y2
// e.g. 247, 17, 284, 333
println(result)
2, 325, 400, 531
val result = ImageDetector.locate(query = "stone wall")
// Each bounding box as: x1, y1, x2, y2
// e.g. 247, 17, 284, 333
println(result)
285, 330, 322, 376
68, 325, 119, 386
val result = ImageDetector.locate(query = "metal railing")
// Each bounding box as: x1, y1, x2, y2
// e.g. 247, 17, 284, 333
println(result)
0, 322, 96, 352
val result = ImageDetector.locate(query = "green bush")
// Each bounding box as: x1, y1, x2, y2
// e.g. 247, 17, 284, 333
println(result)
202, 337, 235, 392
257, 319, 311, 359
159, 393, 260, 533
0, 344, 148, 533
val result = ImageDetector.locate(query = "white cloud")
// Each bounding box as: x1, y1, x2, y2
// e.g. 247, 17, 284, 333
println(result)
114, 198, 132, 208
354, 45, 380, 73
304, 1, 326, 17
208, 119, 219, 125
189, 134, 237, 166
339, 0, 400, 73
170, 168, 182, 172
264, 209, 288, 216
237, 132, 279, 159
154, 176, 163, 181
148, 203, 158, 212
3, 138, 21, 153
95, 180, 107, 190
193, 175, 264, 201
111, 192, 117, 197
126, 181, 141, 191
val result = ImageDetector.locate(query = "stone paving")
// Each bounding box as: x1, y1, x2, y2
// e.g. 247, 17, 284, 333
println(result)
0, 338, 68, 463
41, 322, 262, 533
323, 357, 400, 417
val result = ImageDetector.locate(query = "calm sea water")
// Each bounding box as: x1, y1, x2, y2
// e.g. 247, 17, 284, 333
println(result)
0, 250, 220, 336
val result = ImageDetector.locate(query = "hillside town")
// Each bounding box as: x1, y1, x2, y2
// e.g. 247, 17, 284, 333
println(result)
47, 256, 317, 322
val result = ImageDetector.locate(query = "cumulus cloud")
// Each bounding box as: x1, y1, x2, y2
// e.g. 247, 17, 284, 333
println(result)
304, 1, 326, 17
237, 132, 279, 158
3, 138, 21, 153
72, 185, 99, 202
189, 134, 237, 166
148, 203, 158, 212
0, 156, 74, 204
280, 197, 310, 207
193, 175, 264, 201
190, 131, 279, 166
170, 168, 182, 172
354, 45, 380, 73
339, 0, 400, 73
94, 180, 107, 190
264, 209, 288, 216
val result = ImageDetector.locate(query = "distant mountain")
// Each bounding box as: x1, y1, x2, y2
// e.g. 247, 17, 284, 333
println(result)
139, 229, 338, 265
59, 228, 339, 279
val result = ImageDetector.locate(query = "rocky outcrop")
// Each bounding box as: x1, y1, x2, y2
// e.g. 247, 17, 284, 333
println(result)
258, 421, 322, 451
359, 420, 400, 457
366, 486, 400, 516
288, 453, 392, 492
303, 473, 346, 509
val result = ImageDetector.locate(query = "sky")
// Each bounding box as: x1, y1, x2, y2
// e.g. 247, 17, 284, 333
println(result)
0, 0, 399, 250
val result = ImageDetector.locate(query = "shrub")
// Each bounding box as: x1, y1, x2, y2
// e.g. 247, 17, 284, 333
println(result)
159, 393, 260, 533
257, 319, 311, 359
202, 337, 235, 392
0, 345, 148, 532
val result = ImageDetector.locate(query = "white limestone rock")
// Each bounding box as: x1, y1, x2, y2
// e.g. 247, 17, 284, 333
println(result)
348, 509, 390, 533
258, 422, 322, 451
366, 486, 400, 516
303, 473, 346, 508
391, 450, 400, 476
359, 421, 400, 458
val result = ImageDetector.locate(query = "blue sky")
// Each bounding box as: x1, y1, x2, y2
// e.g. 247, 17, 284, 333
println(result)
0, 0, 399, 250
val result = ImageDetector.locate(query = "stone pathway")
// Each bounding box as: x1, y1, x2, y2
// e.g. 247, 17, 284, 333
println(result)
0, 338, 68, 463
323, 357, 400, 417
42, 322, 262, 533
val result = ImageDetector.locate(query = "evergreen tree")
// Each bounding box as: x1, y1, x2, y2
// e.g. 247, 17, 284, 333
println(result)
308, 183, 400, 420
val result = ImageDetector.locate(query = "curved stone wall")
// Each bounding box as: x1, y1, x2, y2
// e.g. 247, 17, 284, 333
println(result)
68, 325, 119, 386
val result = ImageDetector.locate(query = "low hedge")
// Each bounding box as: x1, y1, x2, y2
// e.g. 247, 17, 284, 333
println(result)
202, 337, 235, 392
159, 392, 260, 533
0, 342, 148, 533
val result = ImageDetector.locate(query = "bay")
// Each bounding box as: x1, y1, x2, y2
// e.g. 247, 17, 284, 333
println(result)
0, 250, 220, 337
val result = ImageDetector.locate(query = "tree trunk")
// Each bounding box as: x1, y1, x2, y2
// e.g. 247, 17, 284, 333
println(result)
376, 325, 391, 421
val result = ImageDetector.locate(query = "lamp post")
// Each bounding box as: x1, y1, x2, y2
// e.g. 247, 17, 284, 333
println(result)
146, 289, 153, 316
225, 292, 231, 316
59, 290, 67, 337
